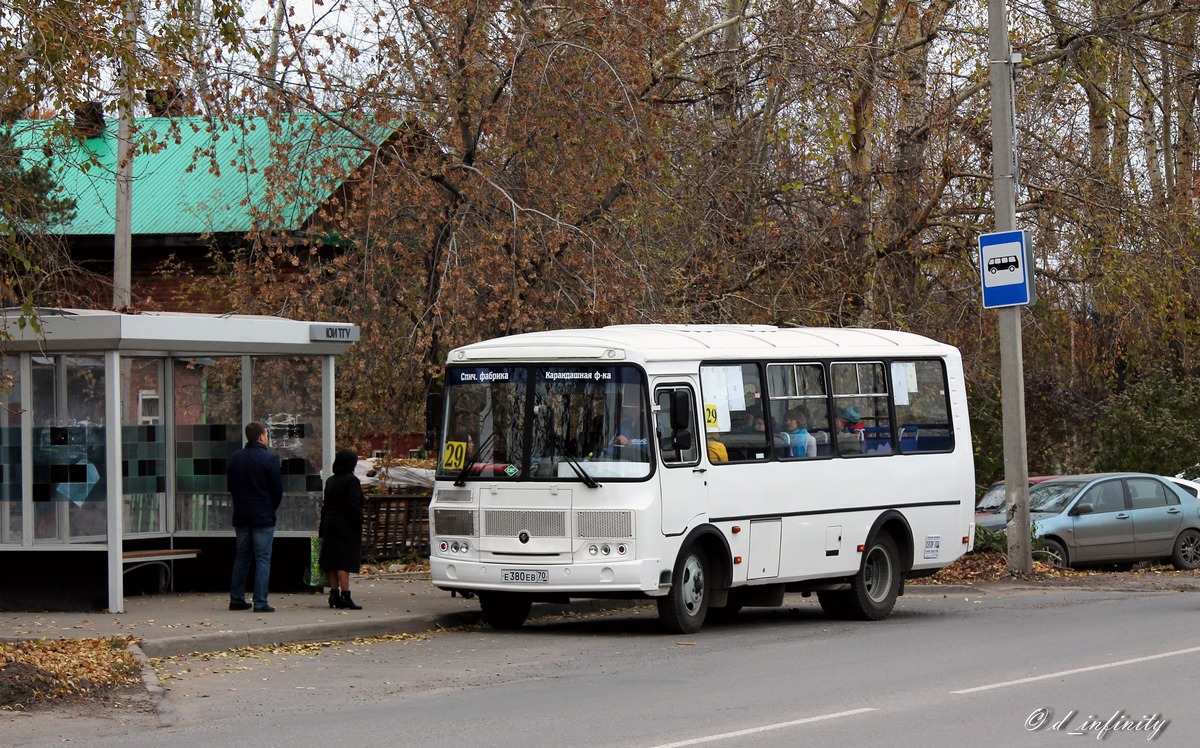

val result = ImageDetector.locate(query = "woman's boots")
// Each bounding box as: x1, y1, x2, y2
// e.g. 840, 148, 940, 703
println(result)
327, 586, 363, 610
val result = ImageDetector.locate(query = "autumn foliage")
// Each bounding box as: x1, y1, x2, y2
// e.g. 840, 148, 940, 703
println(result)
4, 0, 1200, 477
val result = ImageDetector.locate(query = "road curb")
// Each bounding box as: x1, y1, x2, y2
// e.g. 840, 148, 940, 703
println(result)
137, 598, 641, 658
126, 641, 175, 727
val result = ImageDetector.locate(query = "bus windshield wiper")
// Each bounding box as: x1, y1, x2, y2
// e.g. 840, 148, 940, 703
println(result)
561, 454, 600, 489
453, 433, 495, 487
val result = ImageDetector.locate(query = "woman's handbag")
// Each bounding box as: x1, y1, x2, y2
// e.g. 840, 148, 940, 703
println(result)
307, 535, 323, 587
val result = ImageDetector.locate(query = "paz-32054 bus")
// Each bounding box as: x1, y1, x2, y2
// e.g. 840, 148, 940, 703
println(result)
429, 325, 975, 633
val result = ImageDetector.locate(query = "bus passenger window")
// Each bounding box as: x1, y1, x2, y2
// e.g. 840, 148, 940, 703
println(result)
831, 362, 889, 457
893, 360, 954, 454
766, 362, 827, 461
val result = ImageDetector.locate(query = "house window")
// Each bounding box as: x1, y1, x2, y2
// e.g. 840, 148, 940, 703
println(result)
138, 390, 161, 425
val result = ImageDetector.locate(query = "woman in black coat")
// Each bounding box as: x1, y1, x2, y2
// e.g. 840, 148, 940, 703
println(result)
319, 449, 365, 609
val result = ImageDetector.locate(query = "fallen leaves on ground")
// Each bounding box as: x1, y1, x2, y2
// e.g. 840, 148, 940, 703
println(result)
0, 637, 141, 709
156, 630, 430, 667
917, 551, 1200, 586
914, 551, 1060, 584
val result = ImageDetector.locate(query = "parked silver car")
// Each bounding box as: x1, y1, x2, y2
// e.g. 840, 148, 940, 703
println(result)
977, 473, 1200, 569
1168, 476, 1200, 498
974, 476, 1056, 529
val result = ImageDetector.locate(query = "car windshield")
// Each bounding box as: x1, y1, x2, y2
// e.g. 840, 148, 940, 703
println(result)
1028, 480, 1086, 513
977, 483, 1007, 511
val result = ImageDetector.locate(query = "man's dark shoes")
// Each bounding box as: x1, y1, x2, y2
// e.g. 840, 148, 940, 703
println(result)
229, 600, 252, 611
254, 604, 276, 613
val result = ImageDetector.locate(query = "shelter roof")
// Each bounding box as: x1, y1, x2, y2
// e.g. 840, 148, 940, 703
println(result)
0, 308, 359, 357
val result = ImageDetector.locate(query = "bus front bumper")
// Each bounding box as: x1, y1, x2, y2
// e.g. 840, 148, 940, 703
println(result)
430, 556, 667, 596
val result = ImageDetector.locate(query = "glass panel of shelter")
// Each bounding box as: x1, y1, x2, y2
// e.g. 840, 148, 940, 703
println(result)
0, 356, 20, 544
122, 358, 166, 536
31, 354, 107, 543
173, 357, 242, 534
254, 356, 324, 532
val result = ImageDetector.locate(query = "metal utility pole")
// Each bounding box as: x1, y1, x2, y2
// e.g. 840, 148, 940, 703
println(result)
988, 0, 1032, 574
113, 0, 136, 309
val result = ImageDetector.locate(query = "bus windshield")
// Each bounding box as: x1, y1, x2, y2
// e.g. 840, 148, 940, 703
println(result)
438, 364, 651, 482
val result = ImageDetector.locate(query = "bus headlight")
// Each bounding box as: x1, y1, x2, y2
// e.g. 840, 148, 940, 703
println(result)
589, 544, 599, 556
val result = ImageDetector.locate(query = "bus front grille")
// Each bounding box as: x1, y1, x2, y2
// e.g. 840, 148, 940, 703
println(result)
483, 510, 566, 538
576, 511, 633, 539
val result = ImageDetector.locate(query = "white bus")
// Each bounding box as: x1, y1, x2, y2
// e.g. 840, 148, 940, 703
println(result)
429, 325, 975, 633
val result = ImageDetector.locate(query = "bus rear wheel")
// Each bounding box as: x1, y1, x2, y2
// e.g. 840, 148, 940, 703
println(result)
478, 592, 532, 630
658, 546, 710, 634
820, 534, 900, 621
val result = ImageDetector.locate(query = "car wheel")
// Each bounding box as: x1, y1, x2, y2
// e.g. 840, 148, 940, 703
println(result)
657, 545, 709, 634
478, 592, 532, 630
1171, 529, 1200, 571
1035, 538, 1068, 568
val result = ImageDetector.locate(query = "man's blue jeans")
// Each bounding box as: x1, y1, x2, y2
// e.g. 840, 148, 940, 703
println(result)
231, 525, 275, 608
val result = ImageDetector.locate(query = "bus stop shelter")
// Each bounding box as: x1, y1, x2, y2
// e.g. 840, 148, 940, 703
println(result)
0, 308, 359, 612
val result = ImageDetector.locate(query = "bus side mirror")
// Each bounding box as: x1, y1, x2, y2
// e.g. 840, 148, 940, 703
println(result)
658, 430, 693, 453
674, 430, 693, 451
671, 390, 691, 431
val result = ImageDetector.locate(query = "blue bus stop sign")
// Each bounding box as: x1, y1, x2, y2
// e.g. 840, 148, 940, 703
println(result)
979, 229, 1035, 308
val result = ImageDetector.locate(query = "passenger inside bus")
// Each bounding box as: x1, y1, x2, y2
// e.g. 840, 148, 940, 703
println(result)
731, 411, 756, 433
782, 408, 817, 458
706, 436, 728, 463
836, 408, 863, 455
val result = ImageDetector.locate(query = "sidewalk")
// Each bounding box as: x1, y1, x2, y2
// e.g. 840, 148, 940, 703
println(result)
0, 574, 644, 658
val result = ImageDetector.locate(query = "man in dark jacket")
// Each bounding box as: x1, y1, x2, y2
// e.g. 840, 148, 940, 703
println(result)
228, 421, 284, 612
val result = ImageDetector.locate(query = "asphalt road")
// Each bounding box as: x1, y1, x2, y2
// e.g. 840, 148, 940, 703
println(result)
9, 584, 1199, 747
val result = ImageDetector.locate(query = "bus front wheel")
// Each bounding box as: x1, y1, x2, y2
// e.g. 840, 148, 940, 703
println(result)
658, 546, 710, 634
479, 592, 532, 630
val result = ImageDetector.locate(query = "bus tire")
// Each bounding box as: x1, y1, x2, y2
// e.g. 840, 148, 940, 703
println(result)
479, 592, 532, 630
1171, 529, 1200, 570
845, 533, 900, 621
658, 545, 710, 634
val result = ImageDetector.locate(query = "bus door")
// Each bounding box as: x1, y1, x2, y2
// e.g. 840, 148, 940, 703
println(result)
655, 384, 707, 535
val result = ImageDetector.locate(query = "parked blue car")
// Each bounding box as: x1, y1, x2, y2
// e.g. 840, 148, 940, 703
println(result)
975, 473, 1200, 570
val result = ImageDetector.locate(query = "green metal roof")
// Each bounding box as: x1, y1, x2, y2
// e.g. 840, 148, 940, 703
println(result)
12, 114, 385, 236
